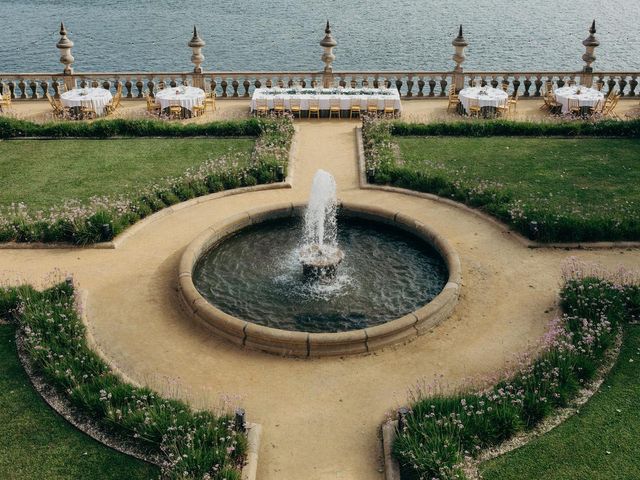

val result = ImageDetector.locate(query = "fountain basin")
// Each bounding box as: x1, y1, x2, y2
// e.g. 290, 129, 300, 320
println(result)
178, 202, 461, 357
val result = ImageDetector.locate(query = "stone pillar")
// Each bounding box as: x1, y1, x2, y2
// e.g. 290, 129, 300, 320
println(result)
320, 20, 337, 88
451, 25, 468, 93
581, 20, 599, 87
56, 22, 75, 90
188, 26, 206, 88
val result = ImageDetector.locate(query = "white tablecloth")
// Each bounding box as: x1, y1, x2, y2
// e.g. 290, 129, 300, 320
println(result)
250, 88, 402, 112
155, 86, 205, 113
60, 88, 113, 116
459, 87, 508, 114
554, 86, 604, 114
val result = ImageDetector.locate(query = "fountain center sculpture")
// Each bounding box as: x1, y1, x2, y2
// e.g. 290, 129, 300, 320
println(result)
299, 170, 344, 280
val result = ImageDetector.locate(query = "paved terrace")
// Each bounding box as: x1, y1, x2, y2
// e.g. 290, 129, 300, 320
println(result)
4, 96, 640, 123
1, 115, 640, 479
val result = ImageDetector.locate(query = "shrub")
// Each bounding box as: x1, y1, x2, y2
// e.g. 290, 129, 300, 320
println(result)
3, 280, 246, 480
393, 260, 640, 480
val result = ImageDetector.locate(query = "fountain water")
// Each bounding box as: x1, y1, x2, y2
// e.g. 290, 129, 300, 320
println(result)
299, 170, 344, 280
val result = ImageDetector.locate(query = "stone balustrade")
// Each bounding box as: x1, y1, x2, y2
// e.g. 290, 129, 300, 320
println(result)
1, 70, 638, 101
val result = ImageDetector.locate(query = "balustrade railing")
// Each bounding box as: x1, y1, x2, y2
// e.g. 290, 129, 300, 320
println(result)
1, 70, 639, 100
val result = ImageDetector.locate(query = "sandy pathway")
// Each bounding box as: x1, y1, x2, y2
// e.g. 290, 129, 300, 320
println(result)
1, 120, 639, 479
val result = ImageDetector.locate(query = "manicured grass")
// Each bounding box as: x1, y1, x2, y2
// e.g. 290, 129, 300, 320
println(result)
0, 324, 159, 479
397, 136, 640, 218
480, 325, 640, 480
0, 138, 254, 210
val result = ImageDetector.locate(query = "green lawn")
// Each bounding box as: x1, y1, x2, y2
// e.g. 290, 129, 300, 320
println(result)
0, 138, 254, 210
0, 324, 159, 479
397, 137, 640, 213
480, 325, 640, 480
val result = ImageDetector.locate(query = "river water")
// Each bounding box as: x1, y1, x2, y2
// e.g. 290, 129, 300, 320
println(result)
1, 0, 639, 72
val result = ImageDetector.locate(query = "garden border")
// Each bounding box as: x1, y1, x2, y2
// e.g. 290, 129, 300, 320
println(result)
177, 201, 461, 357
355, 127, 640, 250
12, 287, 263, 479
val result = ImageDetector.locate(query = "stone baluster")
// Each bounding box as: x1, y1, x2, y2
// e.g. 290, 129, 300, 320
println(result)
218, 79, 227, 96
534, 76, 543, 96
40, 80, 49, 98
17, 80, 26, 99
629, 75, 638, 96
581, 20, 599, 87
28, 80, 37, 99
243, 79, 251, 97
52, 79, 62, 98
188, 26, 205, 88
512, 76, 521, 95
253, 79, 261, 91
169, 78, 177, 88
395, 78, 403, 94
618, 76, 628, 96
606, 77, 616, 94
145, 80, 153, 97
56, 22, 75, 90
490, 76, 498, 89
101, 80, 110, 91
124, 79, 133, 97
231, 78, 240, 97
7, 81, 15, 99
428, 77, 436, 96
350, 77, 357, 88
439, 76, 448, 96
406, 76, 414, 97
79, 79, 87, 88
522, 75, 531, 96
135, 79, 144, 97
451, 25, 468, 93
417, 77, 425, 97
320, 21, 337, 88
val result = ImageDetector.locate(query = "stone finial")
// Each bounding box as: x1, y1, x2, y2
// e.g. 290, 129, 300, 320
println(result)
188, 26, 206, 73
56, 22, 74, 75
582, 20, 599, 73
320, 20, 337, 72
452, 25, 468, 73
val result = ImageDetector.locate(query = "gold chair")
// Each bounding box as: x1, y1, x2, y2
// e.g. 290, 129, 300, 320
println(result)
46, 93, 65, 118
500, 82, 509, 92
366, 99, 379, 116
254, 98, 269, 116
192, 101, 206, 117
80, 99, 97, 120
146, 94, 161, 114
308, 98, 320, 118
467, 98, 481, 117
568, 98, 581, 116
349, 97, 361, 119
289, 98, 301, 117
383, 98, 396, 118
205, 90, 216, 111
0, 92, 11, 112
588, 99, 604, 116
495, 98, 510, 117
447, 87, 460, 112
508, 92, 519, 112
168, 100, 183, 120
329, 98, 341, 118
273, 97, 286, 115
602, 94, 620, 119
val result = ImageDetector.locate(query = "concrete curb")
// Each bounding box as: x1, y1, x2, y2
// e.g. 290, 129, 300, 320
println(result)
178, 202, 461, 358
242, 423, 262, 480
355, 127, 640, 251
382, 420, 400, 480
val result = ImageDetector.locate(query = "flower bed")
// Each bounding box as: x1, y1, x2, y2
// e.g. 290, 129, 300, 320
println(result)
0, 117, 294, 244
362, 118, 640, 242
0, 280, 246, 480
392, 260, 640, 480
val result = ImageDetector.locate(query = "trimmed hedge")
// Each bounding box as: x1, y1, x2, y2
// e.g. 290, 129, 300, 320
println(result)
0, 117, 294, 244
1, 281, 246, 479
393, 262, 640, 480
390, 118, 640, 138
0, 117, 264, 139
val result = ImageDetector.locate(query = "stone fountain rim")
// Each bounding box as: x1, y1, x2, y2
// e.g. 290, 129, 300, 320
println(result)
178, 201, 461, 358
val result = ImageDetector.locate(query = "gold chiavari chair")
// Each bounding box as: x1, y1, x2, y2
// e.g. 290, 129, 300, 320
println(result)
80, 99, 97, 120
447, 87, 460, 112
366, 98, 379, 116
568, 98, 581, 116
467, 98, 481, 117
146, 94, 161, 114
508, 91, 519, 112
254, 98, 269, 116
273, 97, 286, 115
46, 93, 65, 118
329, 97, 341, 118
168, 100, 183, 119
495, 97, 510, 117
0, 92, 12, 112
308, 98, 320, 118
192, 101, 206, 117
349, 97, 361, 119
383, 98, 396, 118
289, 98, 301, 117
205, 90, 216, 111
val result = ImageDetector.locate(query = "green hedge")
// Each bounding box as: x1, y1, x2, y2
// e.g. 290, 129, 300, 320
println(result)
0, 117, 265, 139
390, 118, 640, 138
393, 263, 640, 480
1, 281, 246, 479
0, 117, 294, 244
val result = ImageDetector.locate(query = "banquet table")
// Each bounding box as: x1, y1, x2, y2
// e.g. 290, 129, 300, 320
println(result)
458, 87, 508, 115
155, 86, 205, 114
60, 88, 113, 116
553, 86, 604, 114
250, 87, 402, 114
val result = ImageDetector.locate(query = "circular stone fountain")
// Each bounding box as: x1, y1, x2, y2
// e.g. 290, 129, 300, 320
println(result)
178, 171, 461, 357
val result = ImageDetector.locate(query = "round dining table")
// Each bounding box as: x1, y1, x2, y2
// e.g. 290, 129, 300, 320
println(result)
553, 85, 604, 114
60, 88, 113, 116
154, 86, 205, 114
458, 87, 508, 115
